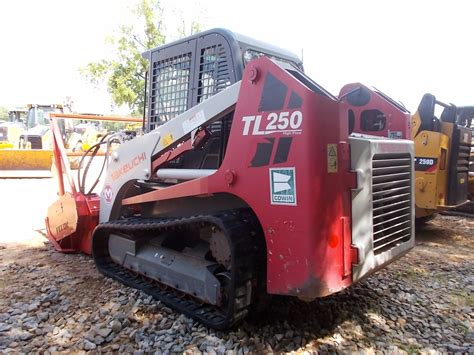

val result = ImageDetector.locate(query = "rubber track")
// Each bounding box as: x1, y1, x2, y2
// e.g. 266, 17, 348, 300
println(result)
92, 208, 261, 330
441, 201, 474, 219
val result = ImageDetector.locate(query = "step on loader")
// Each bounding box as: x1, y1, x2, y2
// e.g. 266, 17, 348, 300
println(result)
46, 29, 415, 329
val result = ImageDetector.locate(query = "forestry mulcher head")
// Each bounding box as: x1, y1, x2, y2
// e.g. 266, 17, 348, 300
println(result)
44, 118, 101, 254
46, 29, 415, 329
45, 113, 141, 254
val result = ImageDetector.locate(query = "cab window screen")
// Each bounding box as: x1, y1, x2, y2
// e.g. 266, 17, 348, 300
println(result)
348, 109, 355, 134
361, 109, 386, 131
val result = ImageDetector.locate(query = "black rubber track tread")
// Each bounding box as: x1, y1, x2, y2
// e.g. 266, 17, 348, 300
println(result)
92, 208, 261, 330
441, 201, 474, 218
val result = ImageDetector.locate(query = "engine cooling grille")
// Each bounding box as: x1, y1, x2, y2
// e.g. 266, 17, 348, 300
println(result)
149, 53, 192, 130
457, 143, 470, 173
372, 153, 412, 255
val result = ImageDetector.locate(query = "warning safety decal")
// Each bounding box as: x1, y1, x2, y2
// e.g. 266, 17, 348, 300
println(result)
269, 167, 297, 206
327, 144, 338, 173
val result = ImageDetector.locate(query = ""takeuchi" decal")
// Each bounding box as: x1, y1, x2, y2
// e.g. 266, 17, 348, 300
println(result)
111, 152, 146, 181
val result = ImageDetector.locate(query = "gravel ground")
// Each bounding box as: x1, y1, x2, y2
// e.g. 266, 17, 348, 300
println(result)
0, 179, 473, 354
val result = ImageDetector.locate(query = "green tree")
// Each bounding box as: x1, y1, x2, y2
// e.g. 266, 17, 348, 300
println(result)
81, 0, 166, 116
0, 106, 8, 120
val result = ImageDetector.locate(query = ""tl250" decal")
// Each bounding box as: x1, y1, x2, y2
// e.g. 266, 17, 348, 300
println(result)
242, 111, 303, 136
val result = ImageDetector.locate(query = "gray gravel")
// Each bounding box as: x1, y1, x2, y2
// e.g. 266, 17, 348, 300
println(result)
0, 214, 472, 354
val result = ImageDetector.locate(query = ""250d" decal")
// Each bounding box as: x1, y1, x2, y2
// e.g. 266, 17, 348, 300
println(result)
414, 157, 438, 172
242, 111, 303, 136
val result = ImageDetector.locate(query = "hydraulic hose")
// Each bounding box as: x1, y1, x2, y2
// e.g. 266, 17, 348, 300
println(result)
77, 134, 109, 195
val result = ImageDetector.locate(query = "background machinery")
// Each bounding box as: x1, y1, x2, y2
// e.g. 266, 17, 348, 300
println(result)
0, 105, 114, 176
339, 84, 473, 222
46, 29, 415, 329
411, 96, 473, 219
0, 108, 28, 149
0, 104, 68, 176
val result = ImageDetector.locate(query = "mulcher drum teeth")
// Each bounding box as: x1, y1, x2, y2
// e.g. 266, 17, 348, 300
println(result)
92, 208, 261, 330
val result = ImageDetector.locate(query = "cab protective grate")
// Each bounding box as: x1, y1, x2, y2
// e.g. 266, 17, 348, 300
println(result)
149, 53, 192, 130
196, 45, 232, 103
372, 153, 412, 255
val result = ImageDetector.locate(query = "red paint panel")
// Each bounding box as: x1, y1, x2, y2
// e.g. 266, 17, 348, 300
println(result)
223, 58, 353, 297
339, 83, 410, 139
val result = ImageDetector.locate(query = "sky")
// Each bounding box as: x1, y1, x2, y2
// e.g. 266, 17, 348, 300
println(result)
0, 0, 472, 114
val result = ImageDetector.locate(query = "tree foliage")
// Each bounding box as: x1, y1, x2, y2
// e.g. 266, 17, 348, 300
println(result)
82, 0, 165, 116
81, 0, 201, 116
0, 106, 8, 120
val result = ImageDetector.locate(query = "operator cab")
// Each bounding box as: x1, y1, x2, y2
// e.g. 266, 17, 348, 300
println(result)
7, 109, 28, 124
142, 28, 304, 132
20, 104, 68, 149
142, 28, 306, 172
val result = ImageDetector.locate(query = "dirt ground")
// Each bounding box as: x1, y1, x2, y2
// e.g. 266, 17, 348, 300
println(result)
0, 178, 473, 353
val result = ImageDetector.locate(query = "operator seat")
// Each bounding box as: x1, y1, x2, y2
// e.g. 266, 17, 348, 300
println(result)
417, 93, 441, 133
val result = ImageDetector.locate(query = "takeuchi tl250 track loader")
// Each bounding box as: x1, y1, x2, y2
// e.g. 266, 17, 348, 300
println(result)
339, 84, 473, 223
45, 29, 415, 329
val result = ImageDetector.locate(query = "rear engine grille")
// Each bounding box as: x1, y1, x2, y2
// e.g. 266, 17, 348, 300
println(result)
372, 153, 412, 255
446, 129, 472, 205
457, 143, 471, 174
469, 150, 474, 175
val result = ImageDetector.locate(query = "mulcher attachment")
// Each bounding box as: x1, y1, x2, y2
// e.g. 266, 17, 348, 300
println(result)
45, 192, 99, 254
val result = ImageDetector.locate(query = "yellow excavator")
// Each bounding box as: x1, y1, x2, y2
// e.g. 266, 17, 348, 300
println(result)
412, 94, 473, 222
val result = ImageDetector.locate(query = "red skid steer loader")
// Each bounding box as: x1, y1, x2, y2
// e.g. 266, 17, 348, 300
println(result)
46, 29, 415, 329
